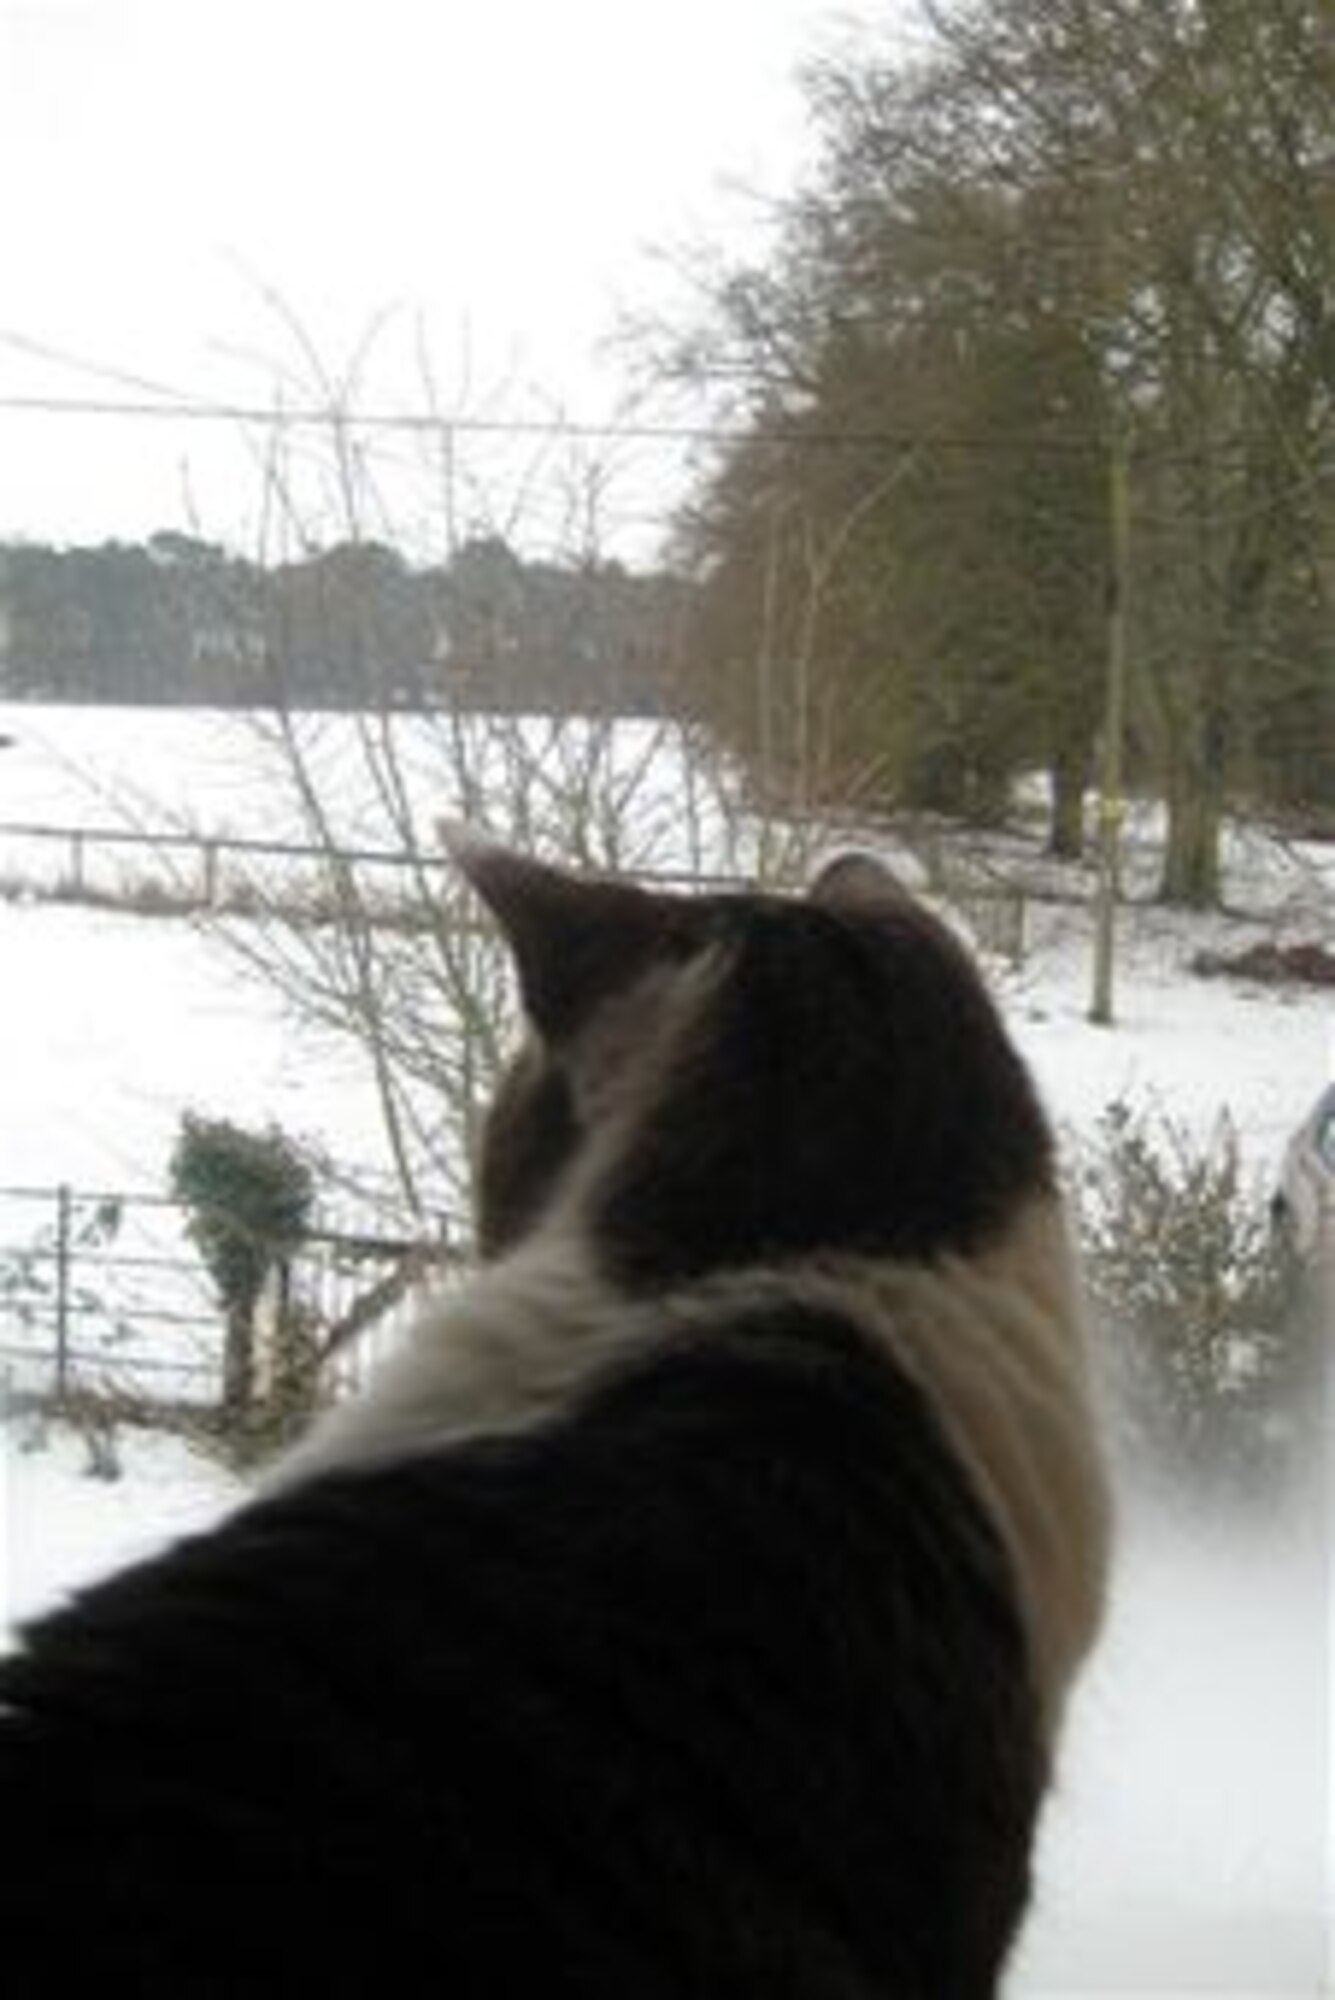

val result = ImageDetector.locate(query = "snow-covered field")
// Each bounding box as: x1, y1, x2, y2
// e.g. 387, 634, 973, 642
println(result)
1, 702, 1333, 1995
2, 701, 1330, 1189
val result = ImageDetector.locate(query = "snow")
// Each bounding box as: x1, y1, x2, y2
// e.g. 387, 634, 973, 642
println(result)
1, 1418, 240, 1634
0, 700, 752, 876
0, 899, 387, 1195
1010, 901, 1333, 1166
1, 703, 1333, 1995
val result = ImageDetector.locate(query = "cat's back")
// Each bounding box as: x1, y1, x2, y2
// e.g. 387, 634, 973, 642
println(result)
1, 1290, 1038, 1999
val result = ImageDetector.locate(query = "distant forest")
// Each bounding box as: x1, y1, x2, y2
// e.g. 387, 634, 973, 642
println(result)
0, 534, 692, 714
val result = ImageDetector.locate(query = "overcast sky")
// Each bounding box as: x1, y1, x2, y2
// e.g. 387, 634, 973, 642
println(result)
0, 0, 906, 560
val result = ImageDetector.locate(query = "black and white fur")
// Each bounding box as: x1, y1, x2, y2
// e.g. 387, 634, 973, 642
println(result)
0, 846, 1110, 1997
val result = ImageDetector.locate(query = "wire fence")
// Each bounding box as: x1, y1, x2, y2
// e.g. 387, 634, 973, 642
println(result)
0, 819, 770, 918
0, 818, 453, 918
0, 815, 1036, 960
0, 1183, 452, 1417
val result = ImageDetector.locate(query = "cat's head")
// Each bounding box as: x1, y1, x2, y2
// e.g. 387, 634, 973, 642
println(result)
455, 840, 1055, 1290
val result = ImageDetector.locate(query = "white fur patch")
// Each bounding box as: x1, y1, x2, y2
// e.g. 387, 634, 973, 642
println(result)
270, 1229, 629, 1490
573, 1196, 1110, 1743
792, 1200, 1112, 1742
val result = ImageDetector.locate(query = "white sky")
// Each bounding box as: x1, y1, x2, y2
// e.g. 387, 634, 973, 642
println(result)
0, 0, 905, 559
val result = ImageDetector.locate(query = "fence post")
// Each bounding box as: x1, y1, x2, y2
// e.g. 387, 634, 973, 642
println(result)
54, 1183, 73, 1402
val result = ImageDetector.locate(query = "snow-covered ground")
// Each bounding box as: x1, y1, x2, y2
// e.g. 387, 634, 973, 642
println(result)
2, 701, 1330, 1189
2, 1417, 240, 1632
1, 702, 1333, 1995
0, 897, 388, 1196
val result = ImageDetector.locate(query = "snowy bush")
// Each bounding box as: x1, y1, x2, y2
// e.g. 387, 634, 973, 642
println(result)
1074, 1099, 1310, 1492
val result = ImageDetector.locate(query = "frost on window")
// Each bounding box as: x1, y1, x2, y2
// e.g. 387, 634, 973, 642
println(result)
1016, 1224, 1334, 1996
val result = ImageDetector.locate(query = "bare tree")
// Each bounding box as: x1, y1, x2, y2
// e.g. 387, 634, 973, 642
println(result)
178, 351, 825, 1241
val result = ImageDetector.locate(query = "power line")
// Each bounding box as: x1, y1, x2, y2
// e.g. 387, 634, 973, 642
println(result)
0, 331, 1324, 474
0, 386, 1114, 458
0, 387, 1315, 485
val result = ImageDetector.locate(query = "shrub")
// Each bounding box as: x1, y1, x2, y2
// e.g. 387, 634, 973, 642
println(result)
1074, 1099, 1309, 1492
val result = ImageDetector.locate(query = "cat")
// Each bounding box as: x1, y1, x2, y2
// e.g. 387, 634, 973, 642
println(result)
0, 843, 1110, 1998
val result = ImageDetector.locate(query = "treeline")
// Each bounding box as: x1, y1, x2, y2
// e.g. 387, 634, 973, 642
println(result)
664, 0, 1335, 904
0, 532, 691, 716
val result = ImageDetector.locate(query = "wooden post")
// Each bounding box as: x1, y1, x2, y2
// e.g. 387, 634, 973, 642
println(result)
54, 1183, 73, 1401
1090, 423, 1130, 1027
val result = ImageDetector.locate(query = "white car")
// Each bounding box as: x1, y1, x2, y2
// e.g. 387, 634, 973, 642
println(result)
1271, 1084, 1335, 1263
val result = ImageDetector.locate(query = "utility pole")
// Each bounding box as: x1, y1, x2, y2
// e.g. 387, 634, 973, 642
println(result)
1090, 421, 1130, 1026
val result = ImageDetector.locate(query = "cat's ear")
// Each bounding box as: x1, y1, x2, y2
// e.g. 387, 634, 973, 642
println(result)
443, 830, 670, 1041
808, 849, 909, 911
